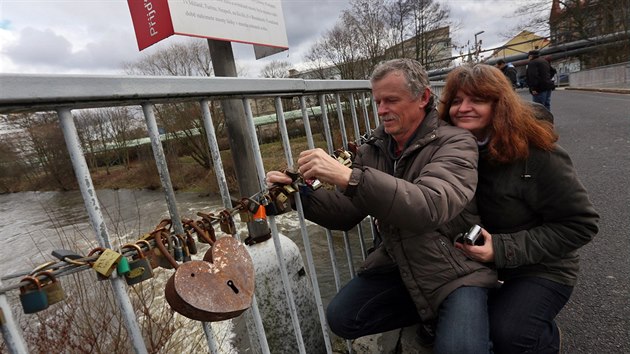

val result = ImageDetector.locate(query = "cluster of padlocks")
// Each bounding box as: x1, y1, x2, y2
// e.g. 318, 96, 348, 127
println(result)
14, 147, 357, 320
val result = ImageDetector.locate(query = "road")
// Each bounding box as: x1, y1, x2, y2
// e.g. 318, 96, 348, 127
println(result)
528, 89, 630, 354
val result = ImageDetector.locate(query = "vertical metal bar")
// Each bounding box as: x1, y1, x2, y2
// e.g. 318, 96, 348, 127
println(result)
0, 279, 28, 354
276, 97, 333, 354
200, 99, 231, 208
371, 95, 379, 128
57, 107, 148, 354
317, 94, 344, 291
272, 97, 307, 353
201, 99, 271, 354
242, 98, 267, 191
360, 93, 371, 132
348, 93, 361, 144
299, 96, 342, 291
347, 93, 368, 261
245, 97, 306, 354
319, 94, 334, 155
299, 96, 315, 149
140, 103, 219, 354
334, 93, 349, 150
332, 95, 356, 277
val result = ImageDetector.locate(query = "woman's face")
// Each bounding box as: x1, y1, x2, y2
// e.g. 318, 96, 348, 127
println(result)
448, 90, 493, 140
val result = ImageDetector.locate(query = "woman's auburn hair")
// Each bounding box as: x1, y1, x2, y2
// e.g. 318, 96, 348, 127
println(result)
438, 64, 558, 164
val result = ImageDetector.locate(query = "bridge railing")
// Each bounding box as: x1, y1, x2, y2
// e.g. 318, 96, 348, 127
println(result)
0, 74, 443, 354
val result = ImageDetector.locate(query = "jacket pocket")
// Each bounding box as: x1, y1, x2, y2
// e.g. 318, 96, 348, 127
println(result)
435, 237, 470, 277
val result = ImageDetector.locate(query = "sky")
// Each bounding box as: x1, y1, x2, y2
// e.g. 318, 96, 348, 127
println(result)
0, 0, 538, 77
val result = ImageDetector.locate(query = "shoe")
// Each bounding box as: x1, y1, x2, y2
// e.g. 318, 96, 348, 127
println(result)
415, 323, 436, 347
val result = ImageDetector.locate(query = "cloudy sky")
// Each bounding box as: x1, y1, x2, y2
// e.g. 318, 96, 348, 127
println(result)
0, 0, 538, 77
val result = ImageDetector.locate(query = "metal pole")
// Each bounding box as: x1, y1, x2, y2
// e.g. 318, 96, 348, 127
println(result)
57, 108, 148, 354
200, 98, 271, 354
275, 97, 333, 353
140, 103, 219, 354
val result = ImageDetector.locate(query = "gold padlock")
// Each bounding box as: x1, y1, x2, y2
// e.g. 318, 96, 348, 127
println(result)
89, 247, 122, 278
35, 270, 65, 305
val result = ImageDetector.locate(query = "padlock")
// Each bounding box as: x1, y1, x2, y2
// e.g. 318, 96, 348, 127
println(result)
121, 243, 154, 285
183, 230, 198, 255
237, 198, 254, 223
35, 271, 65, 305
154, 232, 180, 270
171, 234, 184, 262
282, 184, 297, 194
177, 234, 192, 262
266, 187, 291, 216
117, 255, 131, 276
135, 239, 160, 270
253, 204, 267, 222
165, 236, 255, 322
154, 231, 176, 269
219, 210, 237, 235
189, 218, 216, 244
88, 247, 123, 279
19, 276, 49, 314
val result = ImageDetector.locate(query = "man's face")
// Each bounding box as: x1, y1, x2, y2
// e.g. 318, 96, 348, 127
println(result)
372, 71, 429, 146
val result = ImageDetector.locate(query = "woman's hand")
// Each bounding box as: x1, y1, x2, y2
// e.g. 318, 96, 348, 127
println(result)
455, 228, 495, 263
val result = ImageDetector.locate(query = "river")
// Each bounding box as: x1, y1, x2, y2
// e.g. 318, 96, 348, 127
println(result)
0, 188, 366, 303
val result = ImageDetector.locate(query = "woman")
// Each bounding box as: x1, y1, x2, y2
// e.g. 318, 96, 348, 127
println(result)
438, 64, 599, 354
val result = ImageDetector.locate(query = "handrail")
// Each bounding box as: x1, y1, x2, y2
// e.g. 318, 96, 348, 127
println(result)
0, 74, 372, 113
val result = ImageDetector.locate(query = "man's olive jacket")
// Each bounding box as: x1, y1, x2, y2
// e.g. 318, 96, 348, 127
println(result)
301, 110, 497, 321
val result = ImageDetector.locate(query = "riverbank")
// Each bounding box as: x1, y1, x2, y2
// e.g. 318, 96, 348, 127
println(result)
1, 136, 319, 194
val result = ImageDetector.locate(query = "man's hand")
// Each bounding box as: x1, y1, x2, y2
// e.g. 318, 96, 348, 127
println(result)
265, 170, 293, 188
298, 148, 352, 188
454, 228, 495, 263
531, 90, 539, 95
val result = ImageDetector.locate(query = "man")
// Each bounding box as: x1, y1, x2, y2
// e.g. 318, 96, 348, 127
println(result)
266, 59, 496, 353
526, 50, 555, 110
496, 59, 518, 88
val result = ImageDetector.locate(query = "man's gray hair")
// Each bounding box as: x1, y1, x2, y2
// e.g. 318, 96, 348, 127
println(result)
370, 59, 432, 99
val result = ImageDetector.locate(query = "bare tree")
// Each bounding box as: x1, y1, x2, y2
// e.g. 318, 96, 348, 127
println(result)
407, 0, 452, 69
260, 60, 292, 78
386, 0, 414, 58
124, 40, 213, 76
3, 113, 75, 190
123, 39, 223, 170
343, 0, 391, 73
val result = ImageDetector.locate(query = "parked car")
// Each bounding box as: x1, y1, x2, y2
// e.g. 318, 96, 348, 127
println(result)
558, 73, 569, 86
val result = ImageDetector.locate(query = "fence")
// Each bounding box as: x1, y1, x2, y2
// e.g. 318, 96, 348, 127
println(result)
570, 61, 630, 88
0, 74, 443, 354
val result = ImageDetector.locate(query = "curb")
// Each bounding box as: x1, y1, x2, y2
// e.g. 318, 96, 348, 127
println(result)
564, 87, 630, 94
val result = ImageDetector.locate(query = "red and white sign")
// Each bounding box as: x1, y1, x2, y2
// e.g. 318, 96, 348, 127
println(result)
128, 0, 289, 56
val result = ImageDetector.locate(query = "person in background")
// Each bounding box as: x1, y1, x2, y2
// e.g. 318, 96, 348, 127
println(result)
495, 59, 517, 89
526, 50, 555, 110
439, 64, 599, 354
267, 58, 497, 353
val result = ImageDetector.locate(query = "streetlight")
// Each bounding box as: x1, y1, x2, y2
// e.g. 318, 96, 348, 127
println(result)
474, 30, 485, 62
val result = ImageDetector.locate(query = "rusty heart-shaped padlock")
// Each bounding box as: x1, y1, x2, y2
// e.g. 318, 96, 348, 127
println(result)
164, 236, 254, 322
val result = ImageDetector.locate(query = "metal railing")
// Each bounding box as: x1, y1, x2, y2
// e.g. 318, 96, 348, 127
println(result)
0, 74, 443, 354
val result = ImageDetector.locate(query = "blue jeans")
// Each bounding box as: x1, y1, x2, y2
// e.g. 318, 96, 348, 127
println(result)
489, 277, 573, 354
326, 270, 491, 354
532, 90, 552, 111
